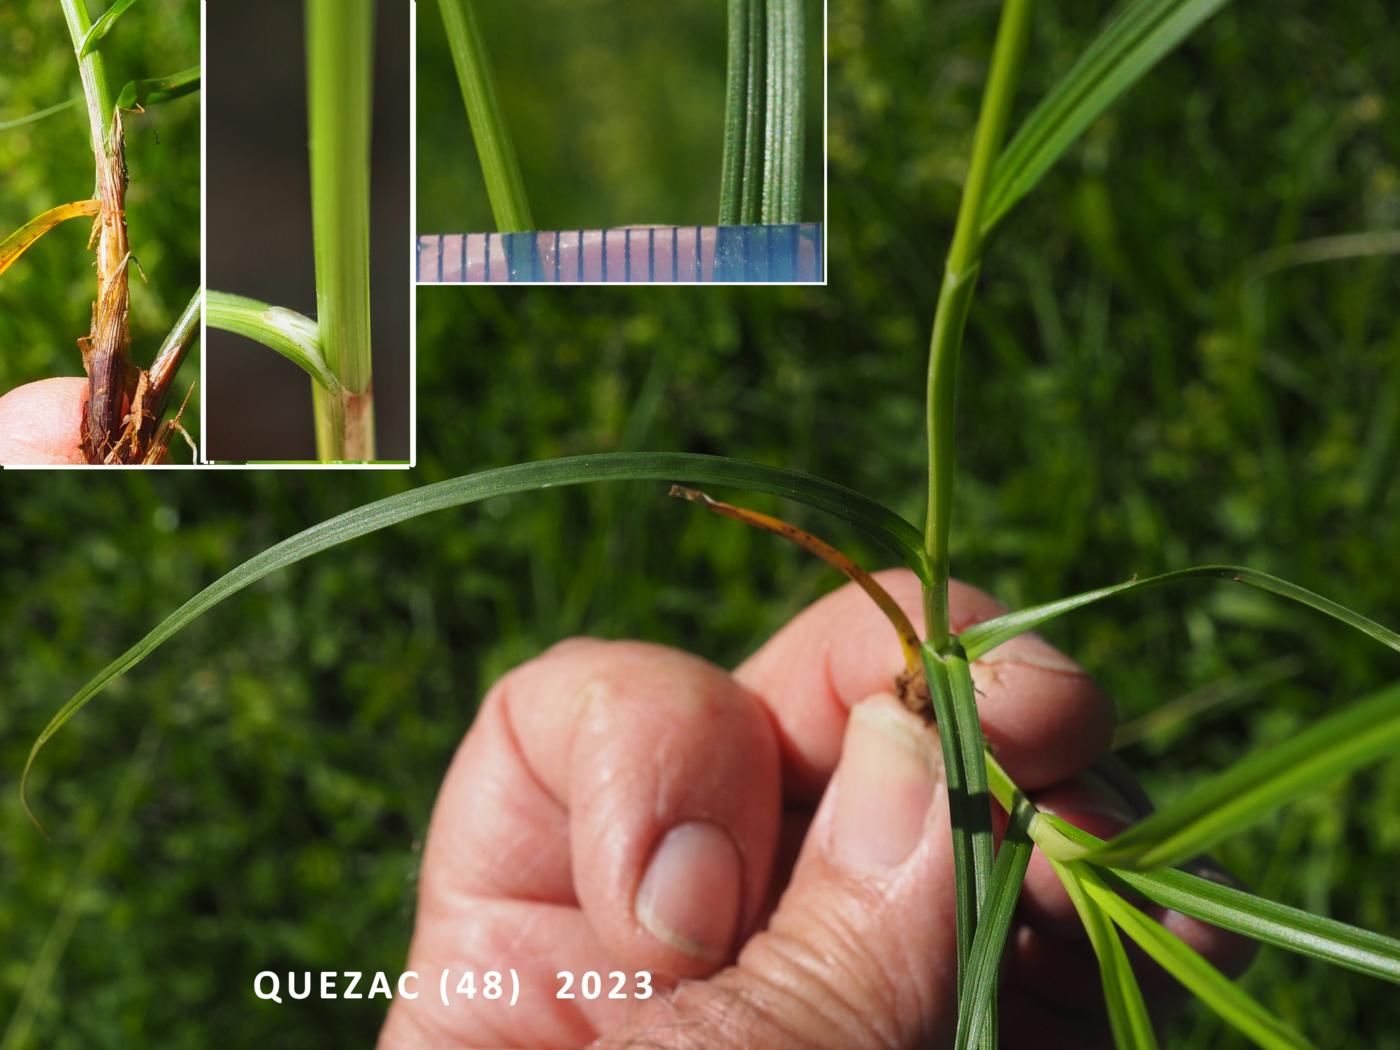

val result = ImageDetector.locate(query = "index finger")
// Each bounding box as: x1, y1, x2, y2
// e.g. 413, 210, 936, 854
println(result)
735, 569, 1115, 798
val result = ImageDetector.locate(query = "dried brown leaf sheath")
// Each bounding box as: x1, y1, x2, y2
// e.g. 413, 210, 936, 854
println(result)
79, 110, 135, 462
75, 111, 185, 465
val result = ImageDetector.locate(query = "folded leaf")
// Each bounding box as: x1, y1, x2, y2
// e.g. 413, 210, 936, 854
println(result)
0, 199, 101, 280
959, 565, 1400, 662
205, 291, 337, 393
116, 67, 199, 111
1088, 682, 1400, 869
78, 0, 139, 56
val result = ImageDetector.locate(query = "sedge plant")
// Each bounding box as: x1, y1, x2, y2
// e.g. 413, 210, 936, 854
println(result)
205, 0, 377, 462
22, 0, 1400, 1044
432, 0, 808, 232
0, 0, 200, 463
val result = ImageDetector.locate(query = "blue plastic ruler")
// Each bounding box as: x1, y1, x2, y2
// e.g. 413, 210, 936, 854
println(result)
417, 223, 823, 285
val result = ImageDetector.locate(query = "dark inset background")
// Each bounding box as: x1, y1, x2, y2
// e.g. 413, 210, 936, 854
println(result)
205, 0, 410, 461
416, 0, 825, 233
0, 0, 200, 440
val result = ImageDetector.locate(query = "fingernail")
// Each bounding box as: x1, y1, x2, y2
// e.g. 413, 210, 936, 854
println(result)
831, 696, 940, 873
635, 821, 742, 962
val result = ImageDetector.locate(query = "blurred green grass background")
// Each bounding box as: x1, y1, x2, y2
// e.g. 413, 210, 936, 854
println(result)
4, 0, 1400, 1046
0, 0, 201, 439
416, 0, 825, 232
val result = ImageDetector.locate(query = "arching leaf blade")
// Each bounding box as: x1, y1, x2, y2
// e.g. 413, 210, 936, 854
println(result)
959, 565, 1400, 662
0, 200, 100, 280
0, 97, 80, 132
22, 454, 925, 822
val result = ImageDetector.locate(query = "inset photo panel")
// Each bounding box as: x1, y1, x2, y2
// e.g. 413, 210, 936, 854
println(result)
0, 0, 200, 468
415, 0, 826, 285
205, 0, 412, 465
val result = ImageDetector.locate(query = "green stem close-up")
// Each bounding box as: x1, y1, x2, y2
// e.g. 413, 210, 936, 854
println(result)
923, 0, 1035, 650
437, 0, 534, 233
306, 0, 376, 461
58, 0, 113, 158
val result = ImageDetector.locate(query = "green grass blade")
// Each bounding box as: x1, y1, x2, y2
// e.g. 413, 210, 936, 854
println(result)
21, 454, 925, 821
1088, 682, 1400, 869
307, 0, 375, 460
777, 0, 804, 223
437, 0, 534, 232
0, 199, 100, 280
115, 67, 199, 111
740, 0, 766, 223
1083, 874, 1314, 1049
982, 0, 1235, 235
205, 291, 338, 393
953, 795, 1035, 1050
77, 0, 138, 56
719, 0, 750, 224
0, 97, 80, 132
1043, 814, 1400, 983
959, 565, 1400, 662
760, 0, 803, 223
1051, 859, 1159, 1050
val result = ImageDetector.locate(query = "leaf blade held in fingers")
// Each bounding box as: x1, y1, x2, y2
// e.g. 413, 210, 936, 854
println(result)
1087, 682, 1400, 869
0, 199, 101, 280
959, 565, 1400, 662
23, 454, 925, 821
983, 0, 1236, 234
1082, 873, 1313, 1049
78, 0, 140, 56
205, 290, 338, 393
115, 67, 200, 111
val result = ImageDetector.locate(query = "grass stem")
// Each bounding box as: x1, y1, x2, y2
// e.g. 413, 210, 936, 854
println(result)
923, 0, 1034, 647
438, 0, 534, 233
306, 0, 376, 461
58, 0, 115, 159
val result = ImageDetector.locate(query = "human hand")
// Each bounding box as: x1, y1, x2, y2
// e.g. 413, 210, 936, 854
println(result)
0, 377, 87, 465
380, 571, 1252, 1048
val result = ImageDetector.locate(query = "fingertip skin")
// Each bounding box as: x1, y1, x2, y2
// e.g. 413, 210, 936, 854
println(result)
0, 377, 88, 465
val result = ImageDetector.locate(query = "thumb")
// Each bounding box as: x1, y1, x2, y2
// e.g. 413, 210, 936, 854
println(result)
609, 694, 959, 1049
0, 377, 88, 465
